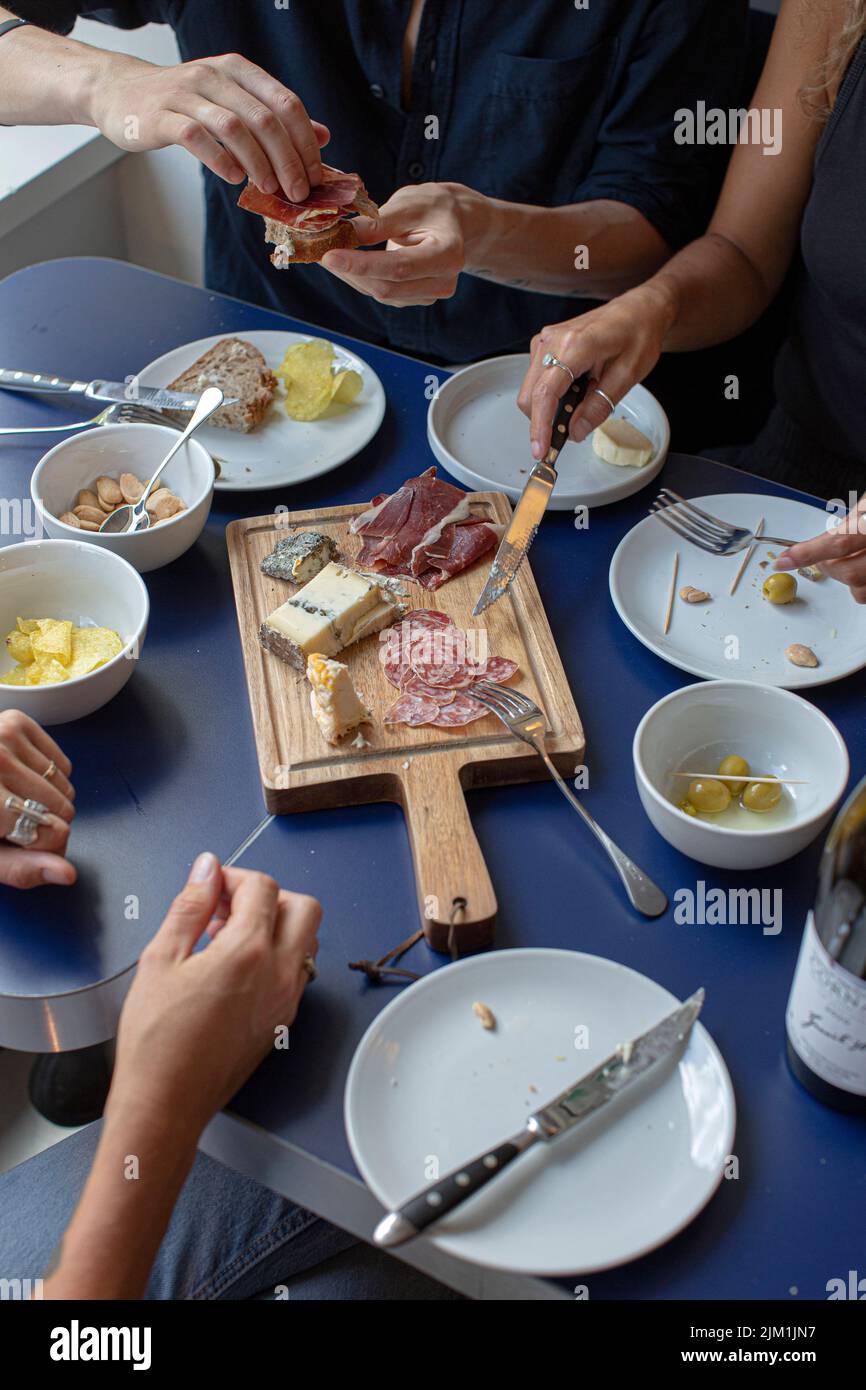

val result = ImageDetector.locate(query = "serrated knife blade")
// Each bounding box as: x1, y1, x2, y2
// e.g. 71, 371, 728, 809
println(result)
374, 988, 705, 1248
472, 370, 591, 617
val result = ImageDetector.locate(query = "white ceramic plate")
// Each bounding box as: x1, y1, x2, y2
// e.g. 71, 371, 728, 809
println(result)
344, 948, 734, 1276
610, 492, 866, 689
136, 330, 385, 491
427, 354, 669, 510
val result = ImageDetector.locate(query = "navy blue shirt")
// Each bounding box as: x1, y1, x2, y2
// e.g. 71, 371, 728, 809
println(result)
23, 1, 748, 362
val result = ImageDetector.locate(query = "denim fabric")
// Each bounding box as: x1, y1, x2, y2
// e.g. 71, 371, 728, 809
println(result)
0, 1121, 459, 1300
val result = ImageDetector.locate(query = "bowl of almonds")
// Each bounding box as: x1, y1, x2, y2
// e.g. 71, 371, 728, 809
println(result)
31, 423, 215, 573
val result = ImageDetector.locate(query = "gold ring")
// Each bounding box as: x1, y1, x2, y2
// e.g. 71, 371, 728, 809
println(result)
43, 760, 57, 782
302, 954, 317, 982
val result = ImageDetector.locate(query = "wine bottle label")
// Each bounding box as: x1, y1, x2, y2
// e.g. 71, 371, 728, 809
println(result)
786, 912, 866, 1097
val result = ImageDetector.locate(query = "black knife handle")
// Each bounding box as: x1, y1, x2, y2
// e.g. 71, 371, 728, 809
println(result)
395, 1135, 530, 1237
545, 371, 591, 465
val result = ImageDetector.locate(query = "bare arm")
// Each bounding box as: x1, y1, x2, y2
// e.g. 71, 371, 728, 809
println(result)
0, 6, 329, 199
517, 0, 842, 453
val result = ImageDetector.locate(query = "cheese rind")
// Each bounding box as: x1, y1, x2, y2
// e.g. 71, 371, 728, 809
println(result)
306, 653, 370, 744
260, 561, 405, 669
260, 530, 337, 584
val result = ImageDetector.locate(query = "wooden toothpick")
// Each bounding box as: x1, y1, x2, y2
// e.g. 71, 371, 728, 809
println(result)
730, 517, 765, 595
663, 551, 679, 634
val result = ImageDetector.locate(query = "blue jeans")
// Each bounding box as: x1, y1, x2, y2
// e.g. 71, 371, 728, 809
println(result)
0, 1121, 460, 1300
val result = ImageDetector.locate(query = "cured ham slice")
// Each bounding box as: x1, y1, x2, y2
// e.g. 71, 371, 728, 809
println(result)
238, 165, 369, 225
350, 468, 500, 591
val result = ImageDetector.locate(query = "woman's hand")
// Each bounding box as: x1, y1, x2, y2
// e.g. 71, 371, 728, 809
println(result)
88, 52, 330, 202
517, 283, 676, 459
776, 496, 866, 602
0, 710, 75, 888
109, 854, 321, 1142
322, 183, 472, 306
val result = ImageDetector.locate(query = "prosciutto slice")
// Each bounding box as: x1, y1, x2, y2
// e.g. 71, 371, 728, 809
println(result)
238, 165, 372, 228
350, 468, 499, 590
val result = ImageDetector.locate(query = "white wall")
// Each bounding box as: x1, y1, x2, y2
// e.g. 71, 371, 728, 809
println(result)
0, 18, 204, 285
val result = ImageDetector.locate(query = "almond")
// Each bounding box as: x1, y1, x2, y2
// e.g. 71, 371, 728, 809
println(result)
73, 505, 106, 526
96, 476, 123, 509
679, 586, 711, 604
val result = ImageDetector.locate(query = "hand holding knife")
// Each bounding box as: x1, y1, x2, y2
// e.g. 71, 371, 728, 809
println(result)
473, 370, 591, 616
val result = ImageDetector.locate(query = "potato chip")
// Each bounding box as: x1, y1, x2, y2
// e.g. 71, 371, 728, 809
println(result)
0, 618, 123, 686
31, 618, 73, 665
277, 339, 363, 421
332, 369, 362, 405
6, 630, 33, 665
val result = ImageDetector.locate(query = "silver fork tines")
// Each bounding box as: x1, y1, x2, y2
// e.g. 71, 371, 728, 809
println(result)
472, 682, 667, 918
649, 488, 794, 558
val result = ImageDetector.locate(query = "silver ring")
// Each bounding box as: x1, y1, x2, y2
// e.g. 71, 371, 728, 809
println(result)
542, 352, 575, 383
302, 954, 317, 982
8, 814, 39, 848
593, 387, 615, 416
5, 793, 51, 826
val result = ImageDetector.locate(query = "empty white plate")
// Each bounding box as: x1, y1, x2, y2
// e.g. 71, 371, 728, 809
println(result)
136, 330, 385, 492
344, 948, 734, 1276
427, 354, 669, 510
610, 492, 866, 688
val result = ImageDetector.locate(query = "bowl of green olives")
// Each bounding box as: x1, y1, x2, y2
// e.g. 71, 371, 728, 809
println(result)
633, 680, 849, 869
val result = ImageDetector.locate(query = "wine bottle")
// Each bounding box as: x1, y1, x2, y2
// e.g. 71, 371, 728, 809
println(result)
786, 774, 866, 1113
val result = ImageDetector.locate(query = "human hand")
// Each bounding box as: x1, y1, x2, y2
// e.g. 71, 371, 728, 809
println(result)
517, 284, 674, 458
109, 854, 321, 1140
322, 182, 474, 306
775, 496, 866, 602
88, 52, 329, 201
0, 711, 75, 888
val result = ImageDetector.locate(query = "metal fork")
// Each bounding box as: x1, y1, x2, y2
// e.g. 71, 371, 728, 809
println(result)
0, 400, 174, 436
473, 681, 668, 918
650, 487, 794, 556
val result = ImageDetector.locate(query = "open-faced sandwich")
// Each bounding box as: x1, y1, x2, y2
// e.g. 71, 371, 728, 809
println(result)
238, 165, 378, 267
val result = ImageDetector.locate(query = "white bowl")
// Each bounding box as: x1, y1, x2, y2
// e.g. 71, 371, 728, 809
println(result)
0, 540, 149, 724
633, 681, 849, 870
31, 423, 214, 573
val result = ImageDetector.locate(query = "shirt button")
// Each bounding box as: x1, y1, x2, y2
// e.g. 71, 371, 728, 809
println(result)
407, 161, 424, 179
369, 82, 384, 98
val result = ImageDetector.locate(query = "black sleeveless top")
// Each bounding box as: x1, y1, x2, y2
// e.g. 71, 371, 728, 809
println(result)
768, 33, 866, 497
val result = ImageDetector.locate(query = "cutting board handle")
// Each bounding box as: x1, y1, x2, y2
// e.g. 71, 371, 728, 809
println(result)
401, 761, 497, 954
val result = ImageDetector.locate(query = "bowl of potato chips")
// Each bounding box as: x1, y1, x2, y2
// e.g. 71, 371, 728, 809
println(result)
0, 540, 149, 724
32, 423, 215, 573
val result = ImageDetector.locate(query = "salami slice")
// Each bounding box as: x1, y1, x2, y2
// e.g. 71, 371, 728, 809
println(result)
430, 692, 490, 727
384, 693, 440, 726
401, 671, 456, 703
473, 656, 519, 684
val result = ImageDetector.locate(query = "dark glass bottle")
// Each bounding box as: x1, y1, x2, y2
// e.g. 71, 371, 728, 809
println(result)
786, 776, 866, 1113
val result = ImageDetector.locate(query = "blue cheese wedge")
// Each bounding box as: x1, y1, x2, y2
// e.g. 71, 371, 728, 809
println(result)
260, 561, 406, 669
260, 530, 337, 583
306, 654, 371, 744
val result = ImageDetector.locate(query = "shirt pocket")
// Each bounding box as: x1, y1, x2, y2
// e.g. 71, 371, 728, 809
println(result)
476, 41, 618, 205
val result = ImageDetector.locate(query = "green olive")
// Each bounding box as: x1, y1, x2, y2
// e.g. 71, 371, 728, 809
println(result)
717, 754, 750, 791
763, 572, 797, 605
688, 778, 732, 814
742, 778, 782, 813
679, 800, 698, 818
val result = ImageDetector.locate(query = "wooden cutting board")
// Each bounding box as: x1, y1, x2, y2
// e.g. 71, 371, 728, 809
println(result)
226, 492, 585, 953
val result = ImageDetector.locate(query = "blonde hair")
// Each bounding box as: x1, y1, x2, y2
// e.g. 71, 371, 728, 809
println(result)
802, 0, 866, 116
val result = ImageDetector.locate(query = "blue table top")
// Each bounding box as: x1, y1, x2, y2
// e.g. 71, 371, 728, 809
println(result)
1, 258, 864, 1299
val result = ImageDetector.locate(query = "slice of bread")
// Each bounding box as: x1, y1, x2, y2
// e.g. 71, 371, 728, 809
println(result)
267, 217, 359, 268
165, 338, 277, 433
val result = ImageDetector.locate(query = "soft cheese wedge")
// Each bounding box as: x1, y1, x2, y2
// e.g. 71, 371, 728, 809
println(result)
592, 417, 654, 468
306, 653, 371, 744
260, 561, 405, 669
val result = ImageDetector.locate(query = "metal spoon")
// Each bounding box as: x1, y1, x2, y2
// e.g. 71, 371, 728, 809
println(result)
99, 386, 223, 534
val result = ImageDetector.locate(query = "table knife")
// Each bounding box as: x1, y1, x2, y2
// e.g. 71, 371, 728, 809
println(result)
0, 368, 237, 412
373, 987, 704, 1248
473, 371, 591, 617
